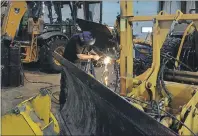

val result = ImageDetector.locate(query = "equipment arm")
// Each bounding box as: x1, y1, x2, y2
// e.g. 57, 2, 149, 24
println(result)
1, 1, 27, 39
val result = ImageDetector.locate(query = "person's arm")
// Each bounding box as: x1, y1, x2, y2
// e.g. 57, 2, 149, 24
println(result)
77, 54, 101, 61
77, 54, 94, 60
89, 49, 101, 60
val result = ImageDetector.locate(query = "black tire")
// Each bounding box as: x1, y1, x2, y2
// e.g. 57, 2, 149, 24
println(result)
160, 37, 181, 69
161, 37, 181, 57
39, 37, 68, 73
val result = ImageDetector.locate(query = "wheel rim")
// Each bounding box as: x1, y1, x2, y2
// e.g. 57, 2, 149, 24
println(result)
53, 46, 65, 66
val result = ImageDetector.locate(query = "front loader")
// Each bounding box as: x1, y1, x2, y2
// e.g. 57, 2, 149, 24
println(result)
1, 1, 103, 73
1, 1, 69, 73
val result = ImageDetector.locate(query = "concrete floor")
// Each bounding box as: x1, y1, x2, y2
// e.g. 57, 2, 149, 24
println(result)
1, 63, 116, 116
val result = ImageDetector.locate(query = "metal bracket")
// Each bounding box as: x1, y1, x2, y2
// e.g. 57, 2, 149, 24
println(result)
40, 88, 49, 96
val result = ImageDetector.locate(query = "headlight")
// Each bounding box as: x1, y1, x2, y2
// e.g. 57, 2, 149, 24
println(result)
103, 56, 111, 65
62, 29, 66, 33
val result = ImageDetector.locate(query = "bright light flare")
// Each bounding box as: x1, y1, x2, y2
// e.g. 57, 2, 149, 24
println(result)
104, 76, 108, 86
103, 56, 111, 65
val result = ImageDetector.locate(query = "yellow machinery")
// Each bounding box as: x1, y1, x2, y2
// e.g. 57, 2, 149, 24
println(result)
1, 1, 68, 73
1, 89, 60, 135
1, 1, 42, 63
118, 1, 198, 135
1, 1, 198, 136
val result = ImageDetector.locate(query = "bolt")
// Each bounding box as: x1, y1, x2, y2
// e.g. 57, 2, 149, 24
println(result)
137, 80, 142, 85
12, 107, 20, 114
40, 88, 48, 96
146, 82, 152, 88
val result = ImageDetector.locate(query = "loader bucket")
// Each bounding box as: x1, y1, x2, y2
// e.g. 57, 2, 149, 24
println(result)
53, 52, 177, 136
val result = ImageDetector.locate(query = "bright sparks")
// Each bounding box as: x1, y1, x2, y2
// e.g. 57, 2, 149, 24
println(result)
103, 56, 111, 65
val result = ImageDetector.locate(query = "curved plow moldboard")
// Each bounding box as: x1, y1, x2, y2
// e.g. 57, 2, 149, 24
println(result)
53, 52, 177, 136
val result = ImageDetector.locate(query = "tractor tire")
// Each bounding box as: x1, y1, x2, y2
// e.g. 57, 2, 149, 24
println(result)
39, 37, 68, 73
160, 37, 181, 69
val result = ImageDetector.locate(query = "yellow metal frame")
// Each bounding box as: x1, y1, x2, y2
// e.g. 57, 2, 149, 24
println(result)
119, 6, 198, 100
22, 18, 43, 63
178, 90, 198, 135
119, 2, 198, 135
2, 90, 60, 135
119, 1, 133, 96
2, 1, 42, 63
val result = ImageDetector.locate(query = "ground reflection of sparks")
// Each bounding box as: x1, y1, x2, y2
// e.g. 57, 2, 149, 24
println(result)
104, 56, 111, 65
105, 76, 108, 86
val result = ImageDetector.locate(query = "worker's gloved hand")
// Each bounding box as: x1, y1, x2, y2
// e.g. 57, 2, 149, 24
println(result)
92, 55, 100, 61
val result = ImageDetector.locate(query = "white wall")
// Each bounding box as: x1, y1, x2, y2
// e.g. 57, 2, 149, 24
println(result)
163, 1, 181, 14
133, 1, 159, 39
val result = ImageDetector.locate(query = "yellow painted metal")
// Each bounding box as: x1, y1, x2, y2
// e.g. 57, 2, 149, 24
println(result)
179, 107, 198, 135
131, 103, 144, 111
21, 36, 38, 63
179, 91, 198, 135
1, 1, 41, 64
50, 113, 60, 133
124, 10, 198, 100
2, 91, 60, 135
127, 13, 173, 100
31, 94, 51, 125
2, 1, 45, 64
160, 117, 173, 128
21, 18, 44, 63
165, 82, 197, 109
2, 114, 37, 135
119, 2, 198, 135
1, 1, 27, 39
181, 90, 198, 117
128, 14, 198, 22
145, 20, 168, 99
119, 1, 133, 96
175, 22, 196, 68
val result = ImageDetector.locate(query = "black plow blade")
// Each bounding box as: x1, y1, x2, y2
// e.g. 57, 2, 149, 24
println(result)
53, 52, 177, 136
